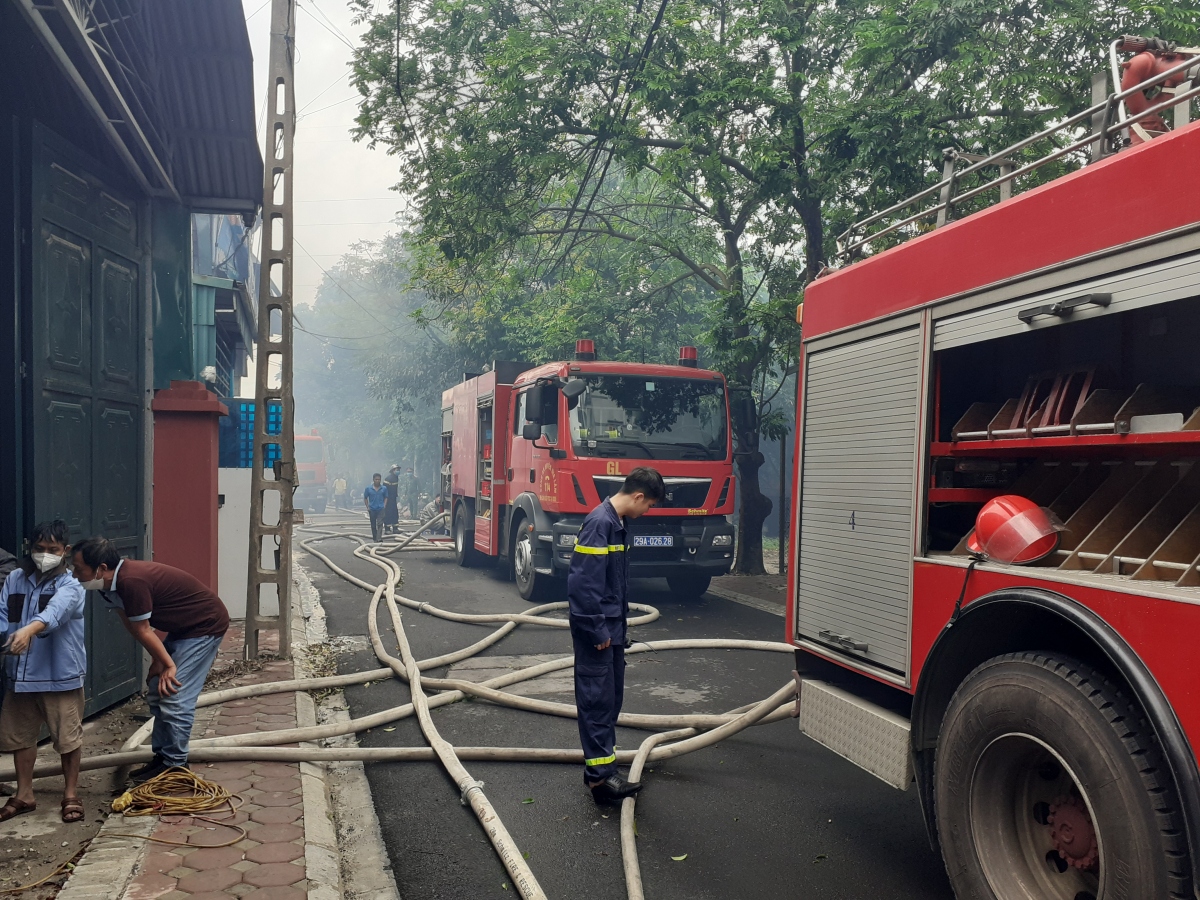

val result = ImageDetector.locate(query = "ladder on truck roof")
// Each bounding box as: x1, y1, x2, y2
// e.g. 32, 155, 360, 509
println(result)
835, 41, 1200, 261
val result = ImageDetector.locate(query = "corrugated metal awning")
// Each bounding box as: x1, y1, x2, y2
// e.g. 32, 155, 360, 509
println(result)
148, 0, 264, 213
13, 0, 263, 213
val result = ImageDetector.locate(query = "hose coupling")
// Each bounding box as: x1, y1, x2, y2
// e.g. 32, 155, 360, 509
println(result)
460, 779, 486, 806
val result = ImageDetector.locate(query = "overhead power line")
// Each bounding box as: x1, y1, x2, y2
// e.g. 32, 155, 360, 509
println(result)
293, 220, 397, 226
298, 71, 351, 114
296, 1, 355, 50
294, 237, 403, 337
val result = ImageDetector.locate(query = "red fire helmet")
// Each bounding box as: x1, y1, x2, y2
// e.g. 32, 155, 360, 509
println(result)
966, 495, 1062, 565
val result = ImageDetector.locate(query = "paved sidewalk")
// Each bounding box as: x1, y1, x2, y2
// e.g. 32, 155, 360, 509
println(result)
705, 572, 788, 616
122, 625, 309, 900
59, 620, 340, 900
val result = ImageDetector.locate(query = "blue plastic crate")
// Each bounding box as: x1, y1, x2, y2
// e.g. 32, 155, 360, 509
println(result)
219, 398, 284, 468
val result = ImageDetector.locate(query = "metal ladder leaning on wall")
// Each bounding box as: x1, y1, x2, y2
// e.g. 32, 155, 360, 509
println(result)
245, 0, 297, 659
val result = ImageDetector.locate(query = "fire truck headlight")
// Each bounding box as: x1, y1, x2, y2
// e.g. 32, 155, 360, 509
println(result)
711, 534, 733, 547
558, 533, 577, 547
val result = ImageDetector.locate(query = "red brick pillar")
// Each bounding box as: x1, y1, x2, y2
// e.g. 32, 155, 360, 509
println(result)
151, 381, 228, 589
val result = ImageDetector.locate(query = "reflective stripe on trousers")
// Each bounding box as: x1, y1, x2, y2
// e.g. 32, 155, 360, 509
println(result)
572, 616, 626, 783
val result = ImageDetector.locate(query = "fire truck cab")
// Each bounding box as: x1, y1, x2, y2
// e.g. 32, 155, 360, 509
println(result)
789, 50, 1200, 900
441, 343, 736, 601
294, 430, 327, 513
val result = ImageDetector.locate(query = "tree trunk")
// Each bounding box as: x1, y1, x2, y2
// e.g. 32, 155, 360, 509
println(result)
734, 437, 772, 575
718, 216, 772, 575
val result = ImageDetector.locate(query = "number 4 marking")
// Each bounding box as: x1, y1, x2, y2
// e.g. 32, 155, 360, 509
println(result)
848, 511, 856, 530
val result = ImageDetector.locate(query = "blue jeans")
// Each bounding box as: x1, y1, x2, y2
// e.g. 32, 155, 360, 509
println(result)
148, 633, 224, 767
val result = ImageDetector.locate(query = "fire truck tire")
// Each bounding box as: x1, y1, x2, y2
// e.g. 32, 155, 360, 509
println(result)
512, 519, 555, 602
453, 505, 478, 567
666, 573, 711, 599
934, 651, 1190, 900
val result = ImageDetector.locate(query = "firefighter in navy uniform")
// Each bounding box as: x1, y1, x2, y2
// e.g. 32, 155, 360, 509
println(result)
567, 466, 666, 803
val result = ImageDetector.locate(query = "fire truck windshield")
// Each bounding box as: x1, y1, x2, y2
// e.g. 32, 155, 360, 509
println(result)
295, 440, 324, 463
568, 375, 727, 461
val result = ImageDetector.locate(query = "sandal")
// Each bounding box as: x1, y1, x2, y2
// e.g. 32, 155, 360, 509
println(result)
0, 797, 36, 821
61, 797, 84, 824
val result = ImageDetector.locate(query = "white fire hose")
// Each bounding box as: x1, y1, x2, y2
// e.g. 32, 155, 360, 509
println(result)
1, 517, 797, 900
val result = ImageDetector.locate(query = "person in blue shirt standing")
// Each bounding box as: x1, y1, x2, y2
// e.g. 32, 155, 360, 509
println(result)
567, 467, 665, 803
363, 473, 389, 542
0, 520, 87, 823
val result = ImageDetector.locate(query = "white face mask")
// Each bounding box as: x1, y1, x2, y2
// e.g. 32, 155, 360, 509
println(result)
79, 574, 105, 591
32, 552, 63, 573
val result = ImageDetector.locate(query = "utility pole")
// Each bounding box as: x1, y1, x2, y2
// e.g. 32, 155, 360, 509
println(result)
245, 0, 297, 659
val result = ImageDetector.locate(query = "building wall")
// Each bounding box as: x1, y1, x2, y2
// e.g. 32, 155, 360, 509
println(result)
153, 200, 196, 389
218, 468, 252, 618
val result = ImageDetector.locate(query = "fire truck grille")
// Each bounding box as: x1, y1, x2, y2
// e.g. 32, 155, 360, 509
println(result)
592, 477, 711, 509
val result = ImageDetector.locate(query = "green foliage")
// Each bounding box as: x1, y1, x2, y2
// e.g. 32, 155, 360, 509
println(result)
339, 0, 1190, 570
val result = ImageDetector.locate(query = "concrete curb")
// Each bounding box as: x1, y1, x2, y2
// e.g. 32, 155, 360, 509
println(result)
295, 560, 402, 900
54, 815, 155, 900
291, 570, 346, 900
706, 583, 785, 617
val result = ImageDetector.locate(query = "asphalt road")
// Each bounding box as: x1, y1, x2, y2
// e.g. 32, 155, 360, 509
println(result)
298, 517, 955, 900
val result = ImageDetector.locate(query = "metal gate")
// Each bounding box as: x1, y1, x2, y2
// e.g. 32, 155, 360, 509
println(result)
796, 324, 923, 675
31, 123, 143, 714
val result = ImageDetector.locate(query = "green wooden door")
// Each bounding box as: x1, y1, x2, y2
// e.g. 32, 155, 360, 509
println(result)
30, 123, 143, 714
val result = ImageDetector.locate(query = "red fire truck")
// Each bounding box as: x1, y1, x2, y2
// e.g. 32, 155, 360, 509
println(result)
788, 40, 1200, 900
441, 342, 736, 601
294, 430, 328, 513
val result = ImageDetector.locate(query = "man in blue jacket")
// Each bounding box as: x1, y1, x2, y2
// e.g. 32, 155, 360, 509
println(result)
363, 473, 388, 542
0, 521, 87, 823
567, 467, 665, 803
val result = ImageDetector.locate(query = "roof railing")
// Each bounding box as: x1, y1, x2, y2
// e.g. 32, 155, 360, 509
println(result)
833, 48, 1200, 262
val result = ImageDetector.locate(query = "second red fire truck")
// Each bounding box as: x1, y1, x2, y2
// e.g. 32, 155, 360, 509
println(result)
787, 38, 1200, 900
441, 342, 736, 601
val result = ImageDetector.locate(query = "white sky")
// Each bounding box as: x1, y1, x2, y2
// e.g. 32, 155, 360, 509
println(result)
241, 0, 404, 309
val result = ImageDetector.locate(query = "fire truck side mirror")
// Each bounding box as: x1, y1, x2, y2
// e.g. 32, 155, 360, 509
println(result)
522, 422, 543, 441
561, 379, 586, 400
525, 384, 547, 423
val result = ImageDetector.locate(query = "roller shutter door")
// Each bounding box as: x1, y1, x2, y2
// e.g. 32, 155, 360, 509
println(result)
796, 326, 922, 674
934, 252, 1200, 350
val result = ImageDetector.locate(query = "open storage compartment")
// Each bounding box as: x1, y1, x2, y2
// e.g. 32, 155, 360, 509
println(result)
927, 288, 1200, 589
476, 398, 494, 520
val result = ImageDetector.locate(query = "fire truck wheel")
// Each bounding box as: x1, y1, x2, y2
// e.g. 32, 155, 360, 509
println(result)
934, 651, 1190, 900
512, 519, 554, 602
453, 505, 477, 567
665, 573, 711, 599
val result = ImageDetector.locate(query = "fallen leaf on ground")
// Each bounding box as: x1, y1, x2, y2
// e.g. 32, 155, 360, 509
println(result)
671, 854, 688, 861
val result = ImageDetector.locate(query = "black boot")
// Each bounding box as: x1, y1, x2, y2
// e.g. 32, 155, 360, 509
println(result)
589, 773, 643, 804
130, 759, 188, 785
130, 756, 162, 779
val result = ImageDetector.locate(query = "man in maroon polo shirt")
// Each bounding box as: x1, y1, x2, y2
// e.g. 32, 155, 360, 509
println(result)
72, 538, 229, 783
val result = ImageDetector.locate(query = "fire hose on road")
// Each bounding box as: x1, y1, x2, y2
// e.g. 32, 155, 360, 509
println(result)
1, 515, 798, 900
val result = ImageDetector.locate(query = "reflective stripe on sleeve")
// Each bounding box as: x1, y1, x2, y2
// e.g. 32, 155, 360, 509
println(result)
573, 544, 609, 555
585, 752, 617, 767
607, 545, 625, 552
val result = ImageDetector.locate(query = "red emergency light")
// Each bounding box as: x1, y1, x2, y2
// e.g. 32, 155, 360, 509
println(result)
575, 339, 596, 361
678, 346, 698, 367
